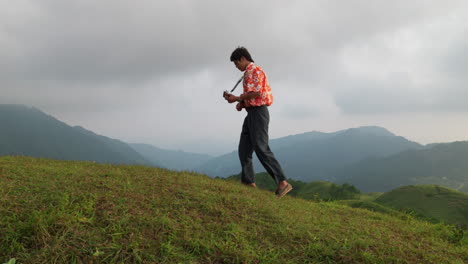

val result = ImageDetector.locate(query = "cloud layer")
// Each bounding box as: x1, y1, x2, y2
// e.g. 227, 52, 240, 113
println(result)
1, 0, 468, 154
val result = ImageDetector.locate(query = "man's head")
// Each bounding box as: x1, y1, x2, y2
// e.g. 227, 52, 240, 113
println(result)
230, 46, 254, 71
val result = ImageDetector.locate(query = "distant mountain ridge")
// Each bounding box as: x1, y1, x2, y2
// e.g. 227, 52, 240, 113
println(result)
0, 104, 150, 165
2, 104, 467, 194
0, 104, 213, 169
130, 143, 213, 171
195, 126, 423, 181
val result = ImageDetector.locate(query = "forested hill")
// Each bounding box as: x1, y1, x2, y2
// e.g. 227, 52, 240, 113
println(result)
335, 141, 468, 192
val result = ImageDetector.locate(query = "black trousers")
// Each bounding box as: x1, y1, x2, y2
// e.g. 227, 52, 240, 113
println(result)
238, 105, 287, 184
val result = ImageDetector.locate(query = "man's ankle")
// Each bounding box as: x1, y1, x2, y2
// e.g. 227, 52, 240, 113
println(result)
278, 180, 288, 188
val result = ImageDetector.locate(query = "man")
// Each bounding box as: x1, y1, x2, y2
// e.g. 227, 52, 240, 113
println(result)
224, 46, 292, 198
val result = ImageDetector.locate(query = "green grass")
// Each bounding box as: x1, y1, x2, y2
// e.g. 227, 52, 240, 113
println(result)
375, 185, 468, 228
1, 156, 467, 263
338, 200, 413, 221
236, 173, 467, 229
225, 172, 308, 197
226, 173, 360, 201
295, 181, 335, 200
359, 192, 382, 201
295, 181, 360, 201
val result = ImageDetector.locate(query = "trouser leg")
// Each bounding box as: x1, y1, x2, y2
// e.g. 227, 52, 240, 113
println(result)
239, 116, 255, 184
249, 106, 287, 184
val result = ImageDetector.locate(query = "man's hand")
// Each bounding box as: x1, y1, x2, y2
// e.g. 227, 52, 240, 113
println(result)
225, 94, 238, 104
236, 102, 244, 111
223, 92, 236, 103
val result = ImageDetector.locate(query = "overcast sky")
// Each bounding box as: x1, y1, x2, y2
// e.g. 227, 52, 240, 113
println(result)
1, 0, 468, 155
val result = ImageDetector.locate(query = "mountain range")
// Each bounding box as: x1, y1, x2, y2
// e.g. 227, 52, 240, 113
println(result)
129, 143, 213, 171
0, 104, 213, 170
1, 104, 467, 193
195, 126, 423, 181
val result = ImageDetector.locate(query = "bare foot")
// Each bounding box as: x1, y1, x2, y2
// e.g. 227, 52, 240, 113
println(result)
243, 182, 257, 188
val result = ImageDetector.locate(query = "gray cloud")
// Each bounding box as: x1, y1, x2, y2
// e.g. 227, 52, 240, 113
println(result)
329, 9, 468, 114
280, 106, 320, 120
332, 72, 430, 114
1, 0, 468, 154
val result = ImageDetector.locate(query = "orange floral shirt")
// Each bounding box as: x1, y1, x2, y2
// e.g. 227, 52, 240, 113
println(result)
242, 63, 273, 107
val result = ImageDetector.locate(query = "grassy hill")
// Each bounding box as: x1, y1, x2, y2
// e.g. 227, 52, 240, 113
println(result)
226, 174, 467, 227
338, 200, 408, 219
296, 181, 361, 201
224, 173, 308, 197
225, 173, 360, 201
336, 141, 468, 192
0, 156, 466, 263
375, 185, 468, 228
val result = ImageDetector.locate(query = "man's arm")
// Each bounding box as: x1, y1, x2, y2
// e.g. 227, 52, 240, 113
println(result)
225, 68, 262, 103
225, 91, 260, 103
239, 91, 260, 100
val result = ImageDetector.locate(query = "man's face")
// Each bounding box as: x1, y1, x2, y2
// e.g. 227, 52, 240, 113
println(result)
233, 57, 247, 71
233, 60, 243, 71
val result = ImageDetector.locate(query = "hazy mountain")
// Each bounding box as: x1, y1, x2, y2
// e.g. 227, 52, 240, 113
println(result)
130, 143, 212, 171
0, 104, 151, 165
196, 126, 423, 181
335, 141, 468, 193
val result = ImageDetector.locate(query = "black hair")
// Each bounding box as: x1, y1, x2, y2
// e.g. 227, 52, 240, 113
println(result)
230, 46, 254, 62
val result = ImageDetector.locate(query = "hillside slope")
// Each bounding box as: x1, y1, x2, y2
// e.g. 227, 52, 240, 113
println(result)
375, 185, 468, 227
336, 141, 468, 192
0, 156, 466, 263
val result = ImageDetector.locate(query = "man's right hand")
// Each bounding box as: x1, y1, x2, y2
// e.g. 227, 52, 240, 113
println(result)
236, 102, 243, 111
